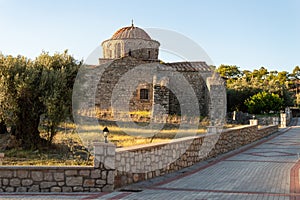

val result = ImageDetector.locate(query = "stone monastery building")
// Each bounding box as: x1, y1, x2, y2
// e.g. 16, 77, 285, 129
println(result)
95, 23, 225, 121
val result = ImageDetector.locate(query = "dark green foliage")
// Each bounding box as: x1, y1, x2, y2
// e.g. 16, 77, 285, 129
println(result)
35, 51, 80, 143
227, 87, 259, 112
0, 121, 8, 134
216, 64, 241, 80
245, 92, 283, 114
217, 65, 297, 113
0, 51, 81, 149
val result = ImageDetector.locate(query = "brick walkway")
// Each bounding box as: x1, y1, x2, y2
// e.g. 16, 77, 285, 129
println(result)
2, 119, 300, 200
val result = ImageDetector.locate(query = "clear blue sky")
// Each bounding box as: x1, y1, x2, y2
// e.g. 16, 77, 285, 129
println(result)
1, 0, 299, 72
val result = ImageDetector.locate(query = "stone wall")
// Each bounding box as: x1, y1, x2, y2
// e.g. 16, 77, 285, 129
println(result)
257, 125, 279, 136
167, 71, 209, 116
101, 39, 160, 60
0, 125, 279, 192
95, 56, 151, 113
114, 124, 278, 188
84, 56, 213, 120
207, 77, 227, 126
129, 83, 153, 112
0, 143, 114, 193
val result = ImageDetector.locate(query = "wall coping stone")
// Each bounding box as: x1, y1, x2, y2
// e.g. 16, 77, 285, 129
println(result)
116, 125, 258, 153
222, 125, 257, 132
116, 135, 202, 152
258, 125, 277, 130
0, 165, 94, 170
94, 142, 115, 147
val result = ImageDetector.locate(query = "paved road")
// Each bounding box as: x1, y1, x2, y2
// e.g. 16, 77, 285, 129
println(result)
2, 119, 300, 199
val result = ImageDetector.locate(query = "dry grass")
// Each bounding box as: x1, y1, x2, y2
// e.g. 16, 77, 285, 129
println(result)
1, 128, 93, 166
77, 123, 208, 148
0, 117, 242, 165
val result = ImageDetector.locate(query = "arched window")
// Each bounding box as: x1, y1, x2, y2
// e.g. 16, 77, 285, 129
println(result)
140, 89, 149, 100
116, 43, 121, 58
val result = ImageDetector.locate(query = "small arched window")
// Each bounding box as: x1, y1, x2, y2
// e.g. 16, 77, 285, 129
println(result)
116, 43, 121, 58
140, 89, 149, 100
128, 49, 132, 56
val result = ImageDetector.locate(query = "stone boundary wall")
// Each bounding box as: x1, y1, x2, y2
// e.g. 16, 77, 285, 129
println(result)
0, 125, 278, 192
114, 125, 278, 188
0, 143, 115, 193
257, 125, 279, 136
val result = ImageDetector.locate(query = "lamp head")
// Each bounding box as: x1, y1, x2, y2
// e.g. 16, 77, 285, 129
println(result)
103, 127, 109, 143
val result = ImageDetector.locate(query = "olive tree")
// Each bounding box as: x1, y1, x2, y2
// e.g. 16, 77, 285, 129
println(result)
36, 51, 80, 143
0, 51, 80, 149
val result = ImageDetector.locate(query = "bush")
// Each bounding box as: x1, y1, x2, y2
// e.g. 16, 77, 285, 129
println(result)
245, 91, 283, 114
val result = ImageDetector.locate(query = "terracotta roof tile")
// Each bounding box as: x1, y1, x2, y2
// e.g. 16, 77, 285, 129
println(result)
111, 26, 151, 40
163, 61, 212, 72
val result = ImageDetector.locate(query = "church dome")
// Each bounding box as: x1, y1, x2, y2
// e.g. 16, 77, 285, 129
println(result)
111, 25, 152, 40
101, 23, 160, 60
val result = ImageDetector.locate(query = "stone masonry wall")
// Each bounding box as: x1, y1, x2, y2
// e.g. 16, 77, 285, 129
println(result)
114, 125, 278, 188
95, 56, 164, 120
93, 57, 212, 120
0, 125, 278, 192
0, 142, 114, 192
102, 39, 159, 60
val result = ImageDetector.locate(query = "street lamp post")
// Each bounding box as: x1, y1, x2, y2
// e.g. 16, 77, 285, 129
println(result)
103, 127, 109, 143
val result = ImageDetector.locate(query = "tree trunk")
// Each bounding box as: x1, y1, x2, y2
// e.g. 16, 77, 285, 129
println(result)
12, 97, 44, 149
12, 116, 42, 149
0, 121, 8, 134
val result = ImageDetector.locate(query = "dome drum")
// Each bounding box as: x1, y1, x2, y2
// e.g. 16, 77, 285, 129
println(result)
101, 25, 160, 60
